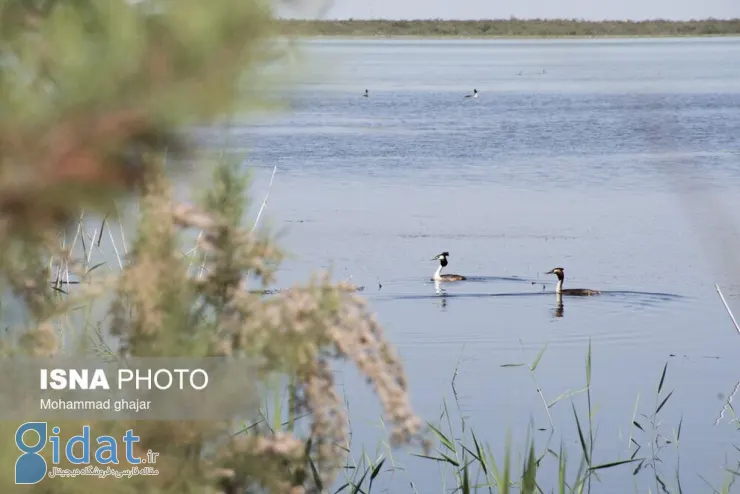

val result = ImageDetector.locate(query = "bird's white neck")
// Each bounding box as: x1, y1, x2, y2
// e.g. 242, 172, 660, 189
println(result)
555, 279, 563, 294
433, 264, 443, 281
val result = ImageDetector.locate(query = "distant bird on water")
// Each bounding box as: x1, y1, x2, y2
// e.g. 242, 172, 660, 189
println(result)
363, 89, 369, 97
465, 88, 478, 98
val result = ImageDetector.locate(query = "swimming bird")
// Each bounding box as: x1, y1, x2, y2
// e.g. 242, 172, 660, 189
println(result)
363, 89, 369, 97
545, 267, 600, 296
464, 89, 478, 99
431, 252, 467, 282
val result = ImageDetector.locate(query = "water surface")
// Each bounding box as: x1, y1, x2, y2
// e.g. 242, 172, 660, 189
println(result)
203, 37, 740, 493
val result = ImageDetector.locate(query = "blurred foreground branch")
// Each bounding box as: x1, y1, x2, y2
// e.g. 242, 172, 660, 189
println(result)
0, 1, 427, 492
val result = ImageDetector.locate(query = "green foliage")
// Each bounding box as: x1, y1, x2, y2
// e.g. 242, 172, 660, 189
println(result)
331, 345, 737, 493
0, 0, 279, 234
279, 18, 740, 38
0, 1, 426, 493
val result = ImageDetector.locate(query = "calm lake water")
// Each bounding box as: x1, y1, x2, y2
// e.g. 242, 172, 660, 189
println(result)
200, 37, 740, 492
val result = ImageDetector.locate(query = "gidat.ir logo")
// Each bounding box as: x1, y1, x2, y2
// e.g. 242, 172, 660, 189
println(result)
15, 422, 48, 484
14, 421, 147, 484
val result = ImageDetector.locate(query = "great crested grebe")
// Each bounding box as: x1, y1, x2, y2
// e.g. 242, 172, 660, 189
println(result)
363, 89, 369, 97
465, 89, 478, 98
431, 252, 467, 282
545, 267, 600, 296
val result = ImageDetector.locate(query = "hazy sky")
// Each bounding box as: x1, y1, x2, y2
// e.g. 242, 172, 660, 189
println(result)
284, 0, 740, 21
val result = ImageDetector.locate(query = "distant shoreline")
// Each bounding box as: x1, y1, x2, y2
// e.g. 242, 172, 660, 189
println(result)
277, 19, 740, 38
291, 33, 740, 41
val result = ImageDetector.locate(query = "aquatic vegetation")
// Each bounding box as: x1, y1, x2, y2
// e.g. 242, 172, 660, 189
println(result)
275, 344, 738, 493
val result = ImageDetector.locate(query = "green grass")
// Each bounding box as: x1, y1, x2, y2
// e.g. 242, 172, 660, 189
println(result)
277, 19, 740, 39
246, 342, 740, 493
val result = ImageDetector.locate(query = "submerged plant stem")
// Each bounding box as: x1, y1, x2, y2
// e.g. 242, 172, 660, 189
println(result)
715, 284, 740, 335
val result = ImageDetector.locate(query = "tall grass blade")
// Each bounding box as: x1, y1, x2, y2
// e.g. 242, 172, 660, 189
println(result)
676, 415, 683, 442
334, 483, 350, 493
350, 468, 370, 494
628, 392, 641, 451
502, 432, 511, 494
485, 443, 502, 489
655, 390, 674, 415
558, 443, 567, 494
530, 343, 548, 372
251, 164, 278, 233
96, 215, 107, 247
287, 376, 297, 432
548, 386, 588, 409
522, 440, 537, 494
85, 262, 105, 275
411, 453, 448, 462
462, 458, 470, 494
442, 400, 456, 454
585, 339, 594, 494
439, 452, 460, 467
586, 339, 592, 386
571, 403, 591, 465
368, 457, 385, 491
589, 458, 642, 471
655, 472, 668, 494
471, 431, 487, 476
658, 362, 668, 395
274, 384, 282, 432
715, 284, 740, 334
428, 423, 456, 452
309, 456, 323, 491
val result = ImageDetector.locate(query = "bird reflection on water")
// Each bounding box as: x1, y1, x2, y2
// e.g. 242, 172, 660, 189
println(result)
434, 280, 448, 309
553, 293, 564, 318
434, 280, 445, 295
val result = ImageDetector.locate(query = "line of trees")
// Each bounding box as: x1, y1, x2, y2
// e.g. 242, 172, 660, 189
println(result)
279, 18, 740, 37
